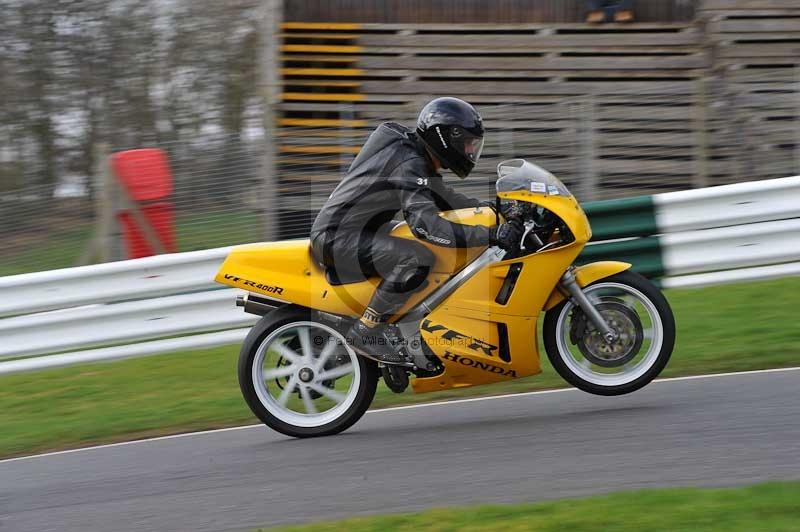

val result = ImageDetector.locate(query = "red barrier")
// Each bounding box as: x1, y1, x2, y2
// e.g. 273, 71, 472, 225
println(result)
111, 149, 173, 201
117, 202, 177, 258
111, 148, 176, 258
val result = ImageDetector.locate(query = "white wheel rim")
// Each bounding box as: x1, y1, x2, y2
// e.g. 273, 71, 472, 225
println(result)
555, 282, 664, 387
252, 321, 361, 428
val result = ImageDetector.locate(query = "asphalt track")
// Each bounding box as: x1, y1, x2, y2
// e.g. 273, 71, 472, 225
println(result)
2, 368, 800, 532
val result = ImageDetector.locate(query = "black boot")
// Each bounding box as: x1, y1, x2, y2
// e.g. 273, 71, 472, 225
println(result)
346, 321, 408, 365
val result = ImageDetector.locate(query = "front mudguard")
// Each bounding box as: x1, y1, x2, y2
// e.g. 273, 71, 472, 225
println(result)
543, 261, 632, 311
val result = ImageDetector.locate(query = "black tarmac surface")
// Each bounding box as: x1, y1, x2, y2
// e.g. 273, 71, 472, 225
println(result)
2, 368, 799, 532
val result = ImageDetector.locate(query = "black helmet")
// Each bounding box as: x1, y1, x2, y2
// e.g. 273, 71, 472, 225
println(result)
416, 97, 485, 179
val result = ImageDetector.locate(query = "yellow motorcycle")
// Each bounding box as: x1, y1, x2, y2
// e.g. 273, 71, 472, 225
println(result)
215, 159, 675, 437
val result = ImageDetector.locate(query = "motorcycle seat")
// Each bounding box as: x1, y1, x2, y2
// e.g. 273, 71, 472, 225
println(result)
325, 266, 368, 286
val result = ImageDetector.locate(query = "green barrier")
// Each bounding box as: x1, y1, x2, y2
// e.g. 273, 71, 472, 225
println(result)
582, 195, 657, 241
579, 194, 663, 278
577, 236, 665, 278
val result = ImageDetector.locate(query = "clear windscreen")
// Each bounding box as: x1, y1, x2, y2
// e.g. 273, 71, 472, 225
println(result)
496, 159, 572, 197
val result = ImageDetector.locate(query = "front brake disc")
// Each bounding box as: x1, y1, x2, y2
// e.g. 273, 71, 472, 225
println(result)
572, 300, 644, 368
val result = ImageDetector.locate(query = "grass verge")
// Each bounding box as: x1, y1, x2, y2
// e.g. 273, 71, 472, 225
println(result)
1, 277, 799, 459
260, 481, 800, 532
0, 211, 257, 276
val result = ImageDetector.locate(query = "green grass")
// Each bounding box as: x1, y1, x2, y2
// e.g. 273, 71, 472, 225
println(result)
0, 225, 92, 277
260, 481, 800, 532
1, 276, 799, 459
0, 210, 257, 276
175, 211, 261, 252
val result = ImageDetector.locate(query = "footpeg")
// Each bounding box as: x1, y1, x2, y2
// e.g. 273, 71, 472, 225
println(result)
346, 321, 413, 365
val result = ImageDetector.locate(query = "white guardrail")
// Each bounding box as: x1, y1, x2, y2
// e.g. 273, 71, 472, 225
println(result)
1, 175, 799, 375
655, 175, 800, 287
0, 248, 258, 375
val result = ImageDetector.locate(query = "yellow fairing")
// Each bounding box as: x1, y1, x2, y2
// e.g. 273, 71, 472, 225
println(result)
411, 191, 598, 392
412, 257, 631, 392
410, 244, 579, 392
500, 190, 593, 243
214, 207, 497, 318
412, 308, 541, 393
413, 310, 538, 393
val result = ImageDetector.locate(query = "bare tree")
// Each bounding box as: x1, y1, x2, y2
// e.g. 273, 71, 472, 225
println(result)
0, 0, 261, 192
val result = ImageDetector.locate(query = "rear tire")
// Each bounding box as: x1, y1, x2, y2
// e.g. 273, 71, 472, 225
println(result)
543, 270, 675, 396
238, 305, 379, 437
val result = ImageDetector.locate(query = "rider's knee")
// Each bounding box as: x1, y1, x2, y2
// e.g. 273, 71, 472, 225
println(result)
404, 242, 435, 270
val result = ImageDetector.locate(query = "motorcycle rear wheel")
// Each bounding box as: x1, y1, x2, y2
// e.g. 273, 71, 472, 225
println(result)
543, 270, 675, 396
238, 305, 379, 437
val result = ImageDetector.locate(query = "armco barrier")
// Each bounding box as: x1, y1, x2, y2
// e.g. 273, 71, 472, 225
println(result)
582, 174, 800, 279
0, 247, 231, 318
1, 175, 799, 375
0, 289, 254, 360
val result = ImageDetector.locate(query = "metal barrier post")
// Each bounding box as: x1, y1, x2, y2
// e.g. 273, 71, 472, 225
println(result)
693, 77, 710, 189
796, 64, 800, 175
258, 0, 282, 241
578, 95, 599, 202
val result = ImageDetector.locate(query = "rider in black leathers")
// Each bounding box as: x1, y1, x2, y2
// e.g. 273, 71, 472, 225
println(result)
310, 97, 523, 363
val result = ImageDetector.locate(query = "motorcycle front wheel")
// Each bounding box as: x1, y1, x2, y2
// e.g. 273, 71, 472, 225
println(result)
238, 305, 379, 437
543, 270, 675, 396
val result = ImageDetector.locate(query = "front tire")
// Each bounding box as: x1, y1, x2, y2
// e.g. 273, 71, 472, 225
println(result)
543, 270, 675, 396
238, 306, 379, 437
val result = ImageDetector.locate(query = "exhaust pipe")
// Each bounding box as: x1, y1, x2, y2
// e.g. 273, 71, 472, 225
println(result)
236, 293, 280, 316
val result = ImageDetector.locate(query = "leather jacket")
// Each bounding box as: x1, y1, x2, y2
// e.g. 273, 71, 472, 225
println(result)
310, 122, 491, 248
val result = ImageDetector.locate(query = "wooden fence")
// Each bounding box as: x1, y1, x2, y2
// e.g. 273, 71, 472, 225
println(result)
284, 0, 697, 24
698, 0, 800, 185
272, 0, 800, 236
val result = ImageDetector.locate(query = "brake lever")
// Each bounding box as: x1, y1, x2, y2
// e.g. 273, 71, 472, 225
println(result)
519, 221, 543, 251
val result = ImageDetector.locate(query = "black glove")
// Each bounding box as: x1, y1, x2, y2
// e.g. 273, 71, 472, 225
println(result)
489, 219, 525, 251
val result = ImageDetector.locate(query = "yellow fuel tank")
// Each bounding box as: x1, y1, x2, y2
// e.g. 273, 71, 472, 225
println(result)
214, 207, 497, 318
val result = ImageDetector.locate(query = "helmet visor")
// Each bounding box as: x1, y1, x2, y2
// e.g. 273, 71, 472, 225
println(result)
458, 132, 485, 164
448, 126, 484, 164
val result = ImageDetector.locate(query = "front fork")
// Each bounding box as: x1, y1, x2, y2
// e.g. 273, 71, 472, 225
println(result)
559, 268, 618, 343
